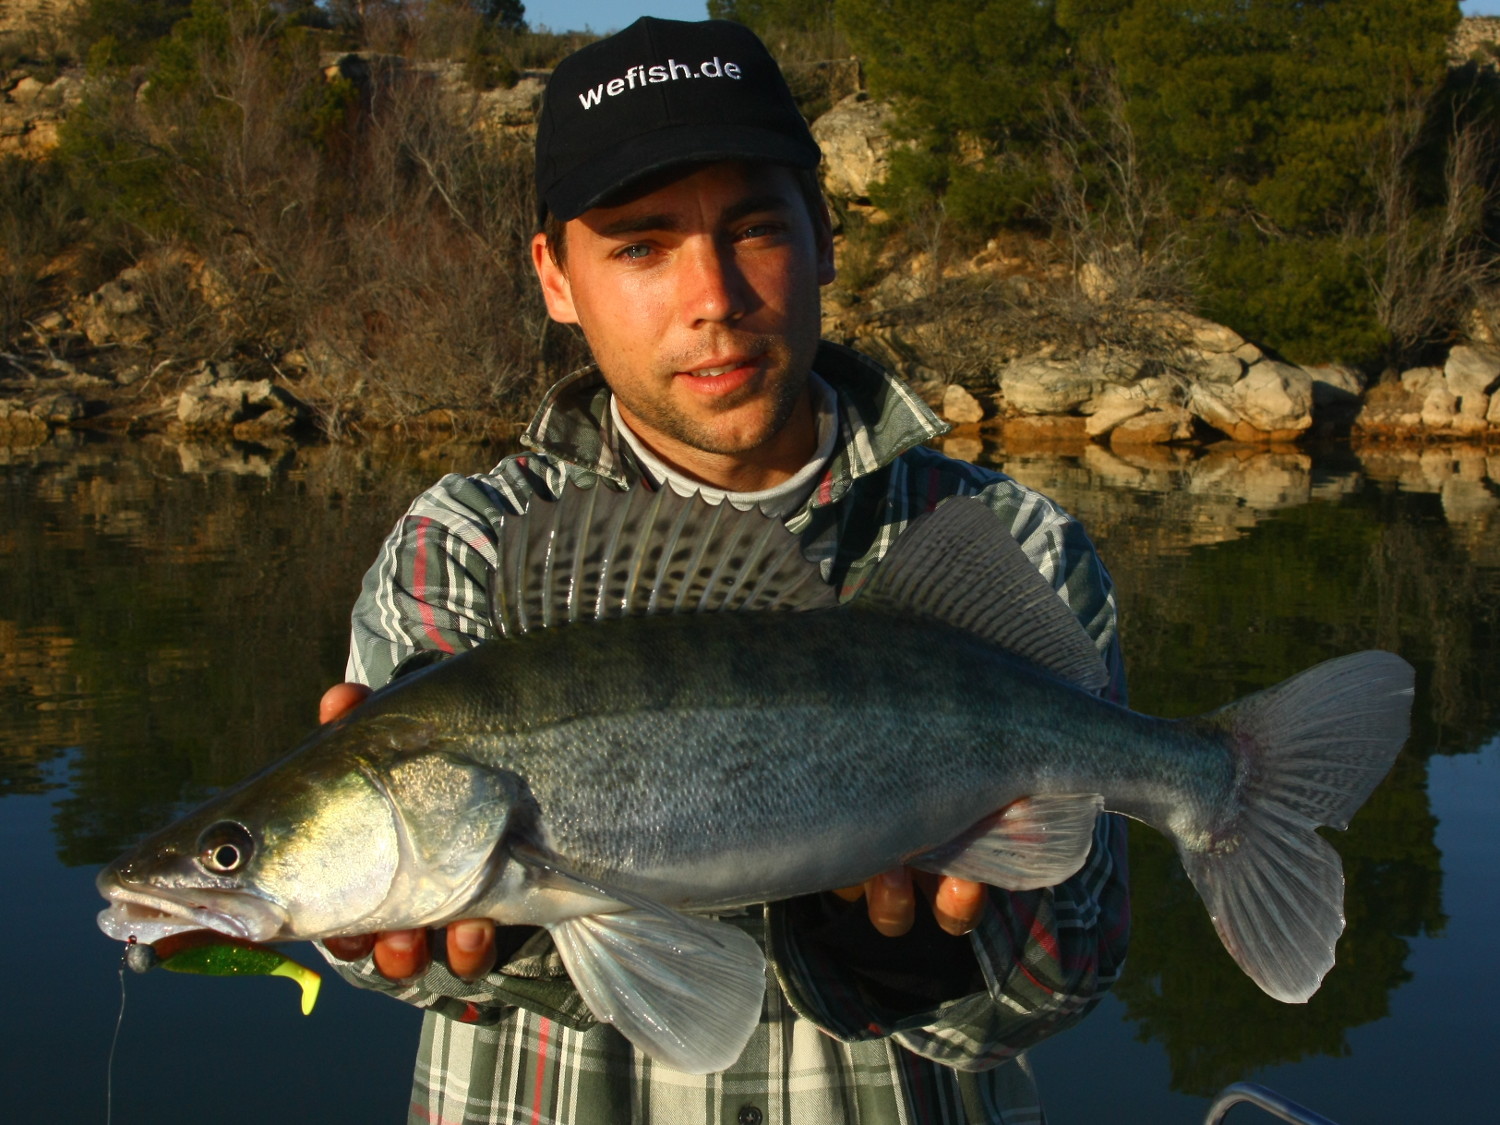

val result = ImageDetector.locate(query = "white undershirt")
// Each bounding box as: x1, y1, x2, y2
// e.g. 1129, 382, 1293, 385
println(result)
609, 373, 839, 518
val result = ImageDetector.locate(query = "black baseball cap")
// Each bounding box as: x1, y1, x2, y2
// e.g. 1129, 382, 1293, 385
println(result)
535, 18, 821, 224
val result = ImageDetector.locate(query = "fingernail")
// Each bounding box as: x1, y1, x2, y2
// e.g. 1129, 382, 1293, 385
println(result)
452, 923, 487, 953
384, 931, 420, 953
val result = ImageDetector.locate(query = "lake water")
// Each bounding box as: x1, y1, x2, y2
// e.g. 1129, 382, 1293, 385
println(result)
2, 432, 1496, 1124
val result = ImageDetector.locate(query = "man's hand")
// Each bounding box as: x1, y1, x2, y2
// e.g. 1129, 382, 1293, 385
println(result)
316, 682, 499, 982
834, 869, 986, 937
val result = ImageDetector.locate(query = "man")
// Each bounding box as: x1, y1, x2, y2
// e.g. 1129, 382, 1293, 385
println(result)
320, 17, 1128, 1124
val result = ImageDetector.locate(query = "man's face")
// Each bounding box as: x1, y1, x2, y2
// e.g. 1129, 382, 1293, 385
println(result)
531, 162, 836, 486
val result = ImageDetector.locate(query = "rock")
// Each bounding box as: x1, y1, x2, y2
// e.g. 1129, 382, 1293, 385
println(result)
77, 272, 152, 347
1457, 391, 1490, 424
1183, 314, 1244, 354
1308, 364, 1366, 408
477, 75, 546, 127
1084, 385, 1148, 437
38, 355, 78, 378
33, 310, 66, 336
1354, 380, 1424, 438
941, 383, 985, 424
1444, 345, 1500, 399
782, 58, 863, 117
233, 411, 298, 441
1400, 366, 1444, 395
1000, 358, 1112, 416
1001, 415, 1088, 445
175, 373, 310, 434
41, 74, 79, 110
812, 94, 901, 203
9, 76, 44, 106
1198, 353, 1244, 384
1238, 361, 1314, 432
1234, 342, 1264, 364
1078, 261, 1114, 302
176, 385, 243, 429
0, 399, 48, 443
1420, 384, 1489, 435
35, 392, 85, 424
1420, 385, 1460, 429
1190, 360, 1313, 441
1109, 405, 1195, 446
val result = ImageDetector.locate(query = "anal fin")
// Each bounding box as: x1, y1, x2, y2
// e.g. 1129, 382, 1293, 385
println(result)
546, 908, 766, 1074
909, 794, 1104, 890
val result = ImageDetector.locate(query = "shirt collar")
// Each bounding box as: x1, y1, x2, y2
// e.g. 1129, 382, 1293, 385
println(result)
518, 341, 950, 503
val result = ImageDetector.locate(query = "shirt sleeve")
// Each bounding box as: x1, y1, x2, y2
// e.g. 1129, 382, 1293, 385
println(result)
768, 477, 1131, 1069
324, 468, 587, 1019
344, 472, 520, 688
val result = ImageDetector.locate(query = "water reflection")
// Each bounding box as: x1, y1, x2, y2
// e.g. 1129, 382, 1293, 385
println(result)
973, 436, 1497, 1100
2, 432, 1497, 1120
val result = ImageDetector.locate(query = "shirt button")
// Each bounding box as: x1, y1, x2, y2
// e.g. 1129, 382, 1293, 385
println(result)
736, 1107, 763, 1125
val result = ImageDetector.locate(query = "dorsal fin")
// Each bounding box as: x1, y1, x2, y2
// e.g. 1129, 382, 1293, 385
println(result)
489, 484, 840, 637
859, 497, 1110, 692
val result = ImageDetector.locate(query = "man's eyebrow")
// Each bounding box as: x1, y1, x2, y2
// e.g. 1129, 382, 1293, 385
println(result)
595, 212, 678, 238
722, 193, 798, 224
592, 193, 798, 239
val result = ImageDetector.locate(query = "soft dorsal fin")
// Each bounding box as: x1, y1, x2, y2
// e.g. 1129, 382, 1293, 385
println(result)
859, 497, 1110, 693
489, 484, 840, 637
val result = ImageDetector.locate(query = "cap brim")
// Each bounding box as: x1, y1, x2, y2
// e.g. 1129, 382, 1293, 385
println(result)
544, 122, 820, 222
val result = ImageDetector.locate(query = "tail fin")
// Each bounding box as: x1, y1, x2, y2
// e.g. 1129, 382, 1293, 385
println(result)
1180, 651, 1414, 1003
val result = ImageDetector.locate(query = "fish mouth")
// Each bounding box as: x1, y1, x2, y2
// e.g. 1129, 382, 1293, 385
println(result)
96, 872, 289, 945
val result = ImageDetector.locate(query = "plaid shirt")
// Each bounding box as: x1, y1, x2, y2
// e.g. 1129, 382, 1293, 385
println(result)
326, 342, 1130, 1124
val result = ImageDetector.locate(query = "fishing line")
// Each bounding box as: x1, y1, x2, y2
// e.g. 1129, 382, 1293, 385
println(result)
106, 938, 133, 1125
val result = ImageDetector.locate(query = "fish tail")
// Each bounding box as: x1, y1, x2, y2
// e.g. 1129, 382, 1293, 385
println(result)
1178, 651, 1414, 1003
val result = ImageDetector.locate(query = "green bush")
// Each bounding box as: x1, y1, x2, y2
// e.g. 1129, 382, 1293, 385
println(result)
1194, 224, 1388, 367
69, 0, 195, 67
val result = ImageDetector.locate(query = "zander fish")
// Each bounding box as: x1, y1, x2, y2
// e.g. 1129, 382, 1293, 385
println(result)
96, 484, 1414, 1073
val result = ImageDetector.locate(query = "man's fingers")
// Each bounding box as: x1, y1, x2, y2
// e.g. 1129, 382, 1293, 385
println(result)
447, 919, 497, 981
865, 869, 915, 937
322, 933, 376, 961
372, 928, 430, 982
319, 682, 371, 724
931, 876, 986, 936
831, 883, 866, 902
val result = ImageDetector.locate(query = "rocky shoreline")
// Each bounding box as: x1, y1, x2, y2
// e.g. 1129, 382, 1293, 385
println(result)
4, 21, 1500, 456
3, 243, 1498, 455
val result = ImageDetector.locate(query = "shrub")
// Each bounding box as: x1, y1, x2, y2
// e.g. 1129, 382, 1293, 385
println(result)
55, 0, 585, 431
1195, 225, 1388, 367
0, 155, 85, 345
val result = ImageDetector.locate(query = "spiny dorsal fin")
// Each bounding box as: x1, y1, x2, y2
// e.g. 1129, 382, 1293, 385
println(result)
489, 484, 839, 637
859, 497, 1110, 693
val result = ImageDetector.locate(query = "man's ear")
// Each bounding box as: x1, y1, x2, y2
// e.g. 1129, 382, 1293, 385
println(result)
531, 232, 579, 324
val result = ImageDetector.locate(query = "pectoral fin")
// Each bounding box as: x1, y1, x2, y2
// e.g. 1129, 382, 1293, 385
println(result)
546, 909, 766, 1074
909, 794, 1104, 890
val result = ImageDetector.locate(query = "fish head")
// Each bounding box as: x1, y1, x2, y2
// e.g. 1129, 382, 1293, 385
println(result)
97, 710, 526, 946
96, 719, 411, 946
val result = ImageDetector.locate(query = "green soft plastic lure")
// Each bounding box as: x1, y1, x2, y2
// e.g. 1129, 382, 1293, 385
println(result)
125, 932, 321, 1015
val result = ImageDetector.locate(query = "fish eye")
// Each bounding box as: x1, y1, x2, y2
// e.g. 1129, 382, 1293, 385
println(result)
196, 822, 255, 874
